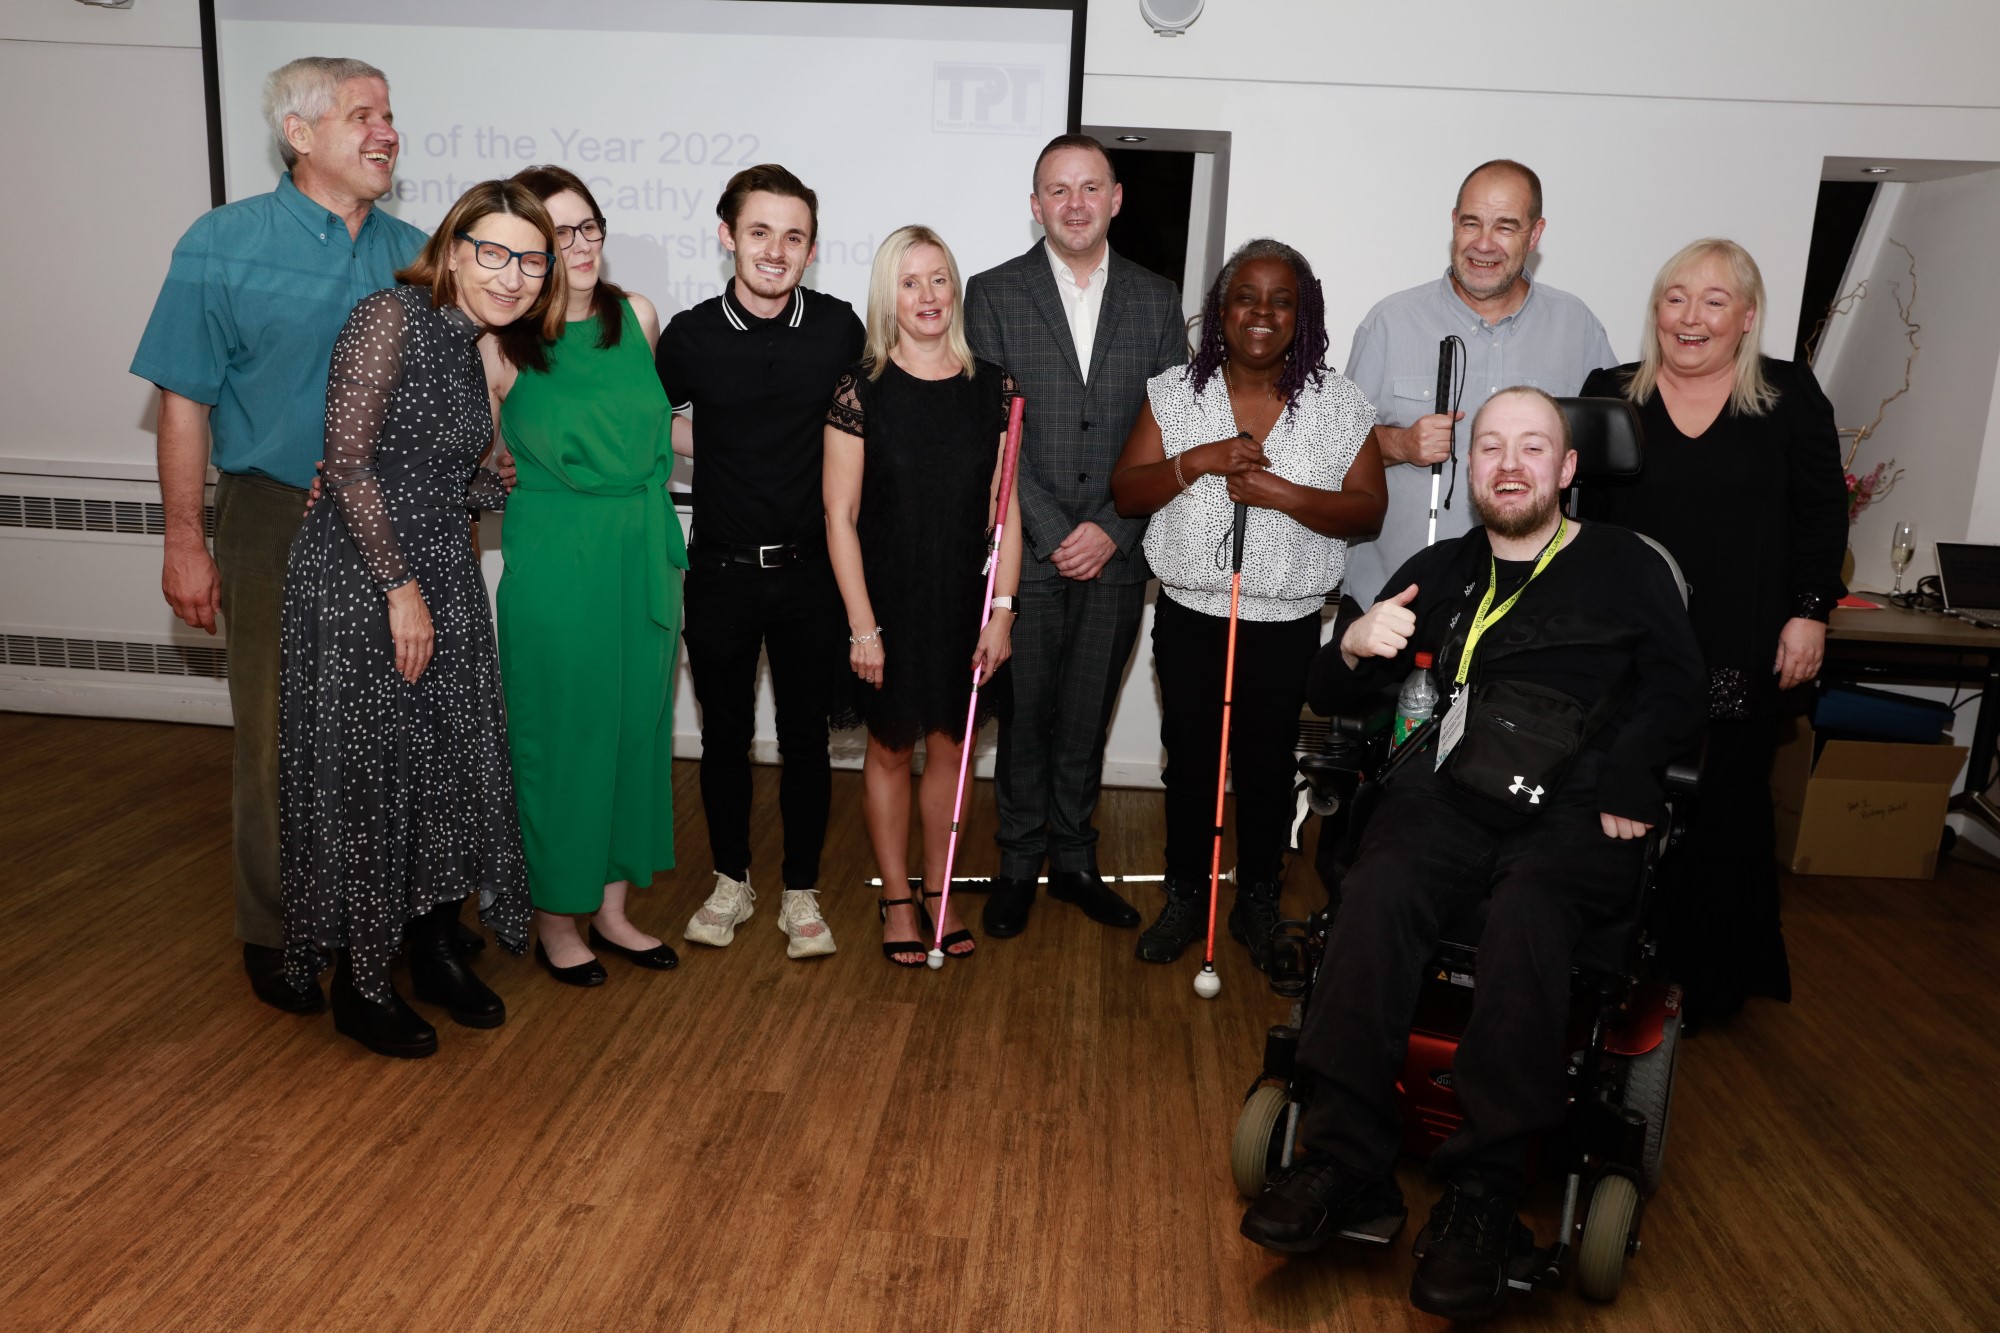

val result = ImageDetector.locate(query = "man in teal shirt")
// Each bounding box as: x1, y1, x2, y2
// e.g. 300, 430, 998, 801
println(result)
131, 57, 426, 1014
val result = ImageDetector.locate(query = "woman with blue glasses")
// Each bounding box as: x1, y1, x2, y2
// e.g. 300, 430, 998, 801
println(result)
277, 180, 564, 1059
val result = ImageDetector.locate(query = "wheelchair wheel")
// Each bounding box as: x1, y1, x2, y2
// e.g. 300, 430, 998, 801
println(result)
1622, 1013, 1680, 1196
1231, 1085, 1290, 1197
1576, 1173, 1639, 1302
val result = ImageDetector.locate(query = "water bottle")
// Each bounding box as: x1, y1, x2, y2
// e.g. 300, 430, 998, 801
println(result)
1393, 652, 1438, 749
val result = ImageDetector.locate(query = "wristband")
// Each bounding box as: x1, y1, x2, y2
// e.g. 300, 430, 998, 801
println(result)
990, 595, 1016, 611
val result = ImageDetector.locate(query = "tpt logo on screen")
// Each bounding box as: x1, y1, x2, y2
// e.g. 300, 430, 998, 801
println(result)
934, 63, 1045, 134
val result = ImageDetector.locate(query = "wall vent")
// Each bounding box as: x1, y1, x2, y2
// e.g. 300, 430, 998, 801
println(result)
2, 633, 228, 679
0, 494, 215, 537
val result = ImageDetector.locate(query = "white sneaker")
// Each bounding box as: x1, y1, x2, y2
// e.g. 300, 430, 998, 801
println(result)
684, 871, 755, 947
777, 889, 837, 959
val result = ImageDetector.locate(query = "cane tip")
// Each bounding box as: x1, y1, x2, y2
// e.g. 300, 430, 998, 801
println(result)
1193, 968, 1221, 1000
927, 949, 946, 971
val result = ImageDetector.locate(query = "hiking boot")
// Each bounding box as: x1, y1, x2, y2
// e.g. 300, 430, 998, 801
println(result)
1239, 1156, 1407, 1254
1136, 879, 1206, 963
684, 871, 756, 947
1409, 1179, 1535, 1320
1228, 880, 1284, 973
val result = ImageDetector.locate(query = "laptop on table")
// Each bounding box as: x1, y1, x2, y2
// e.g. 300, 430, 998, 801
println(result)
1934, 541, 2000, 627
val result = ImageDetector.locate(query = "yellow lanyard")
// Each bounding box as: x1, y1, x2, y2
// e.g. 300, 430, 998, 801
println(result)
1453, 518, 1566, 688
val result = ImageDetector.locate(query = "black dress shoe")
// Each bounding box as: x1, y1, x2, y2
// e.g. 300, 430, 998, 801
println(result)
330, 956, 437, 1059
536, 939, 608, 988
407, 899, 507, 1028
243, 942, 325, 1015
455, 919, 487, 957
1048, 870, 1142, 928
981, 876, 1037, 938
588, 924, 678, 971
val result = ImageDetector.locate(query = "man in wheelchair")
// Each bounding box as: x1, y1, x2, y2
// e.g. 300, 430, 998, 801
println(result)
1238, 387, 1703, 1319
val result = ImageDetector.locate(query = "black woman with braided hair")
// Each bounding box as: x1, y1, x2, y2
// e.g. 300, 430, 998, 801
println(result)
1111, 238, 1387, 969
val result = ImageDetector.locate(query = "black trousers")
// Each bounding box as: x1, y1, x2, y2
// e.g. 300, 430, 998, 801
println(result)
1659, 715, 1790, 1021
993, 576, 1147, 878
1294, 759, 1646, 1194
680, 554, 845, 889
1152, 594, 1321, 886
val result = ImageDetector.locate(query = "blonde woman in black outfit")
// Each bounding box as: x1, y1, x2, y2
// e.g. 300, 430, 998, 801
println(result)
1578, 237, 1848, 1032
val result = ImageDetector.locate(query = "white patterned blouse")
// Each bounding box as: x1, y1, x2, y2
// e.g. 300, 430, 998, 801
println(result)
1141, 365, 1376, 622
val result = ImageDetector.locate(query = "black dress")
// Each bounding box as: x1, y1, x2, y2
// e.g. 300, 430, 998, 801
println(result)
827, 358, 1018, 749
1578, 357, 1848, 1023
279, 284, 531, 1002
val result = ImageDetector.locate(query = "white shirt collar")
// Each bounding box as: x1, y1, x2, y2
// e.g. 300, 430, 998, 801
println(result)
1044, 240, 1108, 294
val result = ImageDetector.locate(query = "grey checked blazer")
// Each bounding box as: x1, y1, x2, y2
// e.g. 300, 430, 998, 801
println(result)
965, 243, 1186, 585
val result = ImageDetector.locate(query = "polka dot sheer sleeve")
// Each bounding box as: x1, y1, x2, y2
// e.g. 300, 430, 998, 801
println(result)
323, 291, 415, 591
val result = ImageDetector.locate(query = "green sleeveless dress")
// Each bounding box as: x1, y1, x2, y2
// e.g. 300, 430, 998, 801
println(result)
498, 300, 688, 913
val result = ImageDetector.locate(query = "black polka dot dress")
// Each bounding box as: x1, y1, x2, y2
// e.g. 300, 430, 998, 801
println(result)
279, 283, 530, 1001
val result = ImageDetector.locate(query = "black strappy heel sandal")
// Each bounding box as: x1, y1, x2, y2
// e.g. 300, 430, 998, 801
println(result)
920, 886, 976, 959
878, 894, 927, 967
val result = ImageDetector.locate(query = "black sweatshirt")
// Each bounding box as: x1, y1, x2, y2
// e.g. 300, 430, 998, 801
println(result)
1312, 520, 1706, 824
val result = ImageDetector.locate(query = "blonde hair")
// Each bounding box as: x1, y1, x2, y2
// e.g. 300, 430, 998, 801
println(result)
1624, 237, 1777, 417
861, 225, 975, 382
263, 57, 387, 168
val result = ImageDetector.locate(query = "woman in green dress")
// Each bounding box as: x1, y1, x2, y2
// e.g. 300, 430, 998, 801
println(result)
485, 164, 688, 986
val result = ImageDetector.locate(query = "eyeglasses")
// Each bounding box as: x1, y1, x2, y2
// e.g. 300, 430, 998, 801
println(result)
555, 217, 607, 250
455, 231, 553, 279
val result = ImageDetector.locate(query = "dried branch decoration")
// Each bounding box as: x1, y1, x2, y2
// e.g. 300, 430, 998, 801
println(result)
1805, 239, 1921, 471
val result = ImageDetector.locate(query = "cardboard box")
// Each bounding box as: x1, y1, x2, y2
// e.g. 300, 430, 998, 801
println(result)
1769, 716, 1966, 879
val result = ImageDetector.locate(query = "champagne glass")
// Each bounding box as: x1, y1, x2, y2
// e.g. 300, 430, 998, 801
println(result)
1890, 521, 1916, 597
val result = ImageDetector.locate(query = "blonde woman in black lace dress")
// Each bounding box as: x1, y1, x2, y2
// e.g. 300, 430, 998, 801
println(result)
824, 225, 1022, 968
279, 181, 564, 1058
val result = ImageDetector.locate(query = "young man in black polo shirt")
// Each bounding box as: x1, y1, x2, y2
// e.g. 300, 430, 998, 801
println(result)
656, 164, 864, 960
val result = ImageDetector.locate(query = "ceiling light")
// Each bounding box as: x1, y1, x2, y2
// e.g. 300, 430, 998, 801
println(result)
1116, 134, 1147, 143
1858, 166, 1895, 175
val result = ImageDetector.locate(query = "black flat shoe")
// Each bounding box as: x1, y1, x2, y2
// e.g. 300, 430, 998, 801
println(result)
408, 899, 507, 1028
536, 939, 607, 988
588, 924, 678, 971
878, 895, 927, 967
1048, 870, 1142, 928
920, 888, 975, 958
330, 956, 437, 1060
243, 942, 325, 1015
981, 876, 1037, 938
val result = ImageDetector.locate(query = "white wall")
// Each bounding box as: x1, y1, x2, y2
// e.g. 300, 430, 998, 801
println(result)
1836, 170, 2000, 592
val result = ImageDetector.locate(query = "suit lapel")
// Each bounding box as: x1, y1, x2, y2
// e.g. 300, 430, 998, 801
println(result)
1086, 251, 1135, 388
1021, 242, 1084, 383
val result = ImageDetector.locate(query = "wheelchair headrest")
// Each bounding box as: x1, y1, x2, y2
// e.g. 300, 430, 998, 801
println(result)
1556, 396, 1644, 484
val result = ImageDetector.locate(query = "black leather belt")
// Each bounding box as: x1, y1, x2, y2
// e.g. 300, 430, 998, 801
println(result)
691, 538, 821, 570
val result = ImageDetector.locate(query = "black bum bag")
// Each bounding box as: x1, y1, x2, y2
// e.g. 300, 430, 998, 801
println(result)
1446, 678, 1598, 822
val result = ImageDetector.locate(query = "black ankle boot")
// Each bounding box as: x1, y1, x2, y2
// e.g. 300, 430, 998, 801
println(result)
331, 955, 438, 1059
407, 898, 507, 1028
1228, 881, 1284, 973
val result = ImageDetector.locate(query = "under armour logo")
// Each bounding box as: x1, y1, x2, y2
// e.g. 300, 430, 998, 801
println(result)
1507, 776, 1544, 804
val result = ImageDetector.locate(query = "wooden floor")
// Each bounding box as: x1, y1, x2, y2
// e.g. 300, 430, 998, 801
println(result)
2, 712, 1997, 1331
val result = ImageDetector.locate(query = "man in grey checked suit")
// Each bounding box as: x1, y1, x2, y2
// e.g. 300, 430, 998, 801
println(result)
964, 134, 1186, 939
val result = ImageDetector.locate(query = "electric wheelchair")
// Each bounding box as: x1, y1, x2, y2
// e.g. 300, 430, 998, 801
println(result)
1229, 397, 1697, 1305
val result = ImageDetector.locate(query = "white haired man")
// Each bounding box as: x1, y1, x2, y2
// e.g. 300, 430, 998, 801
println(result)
131, 57, 426, 1013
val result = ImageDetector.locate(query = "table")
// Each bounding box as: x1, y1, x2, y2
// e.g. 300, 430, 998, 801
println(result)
1826, 596, 2000, 826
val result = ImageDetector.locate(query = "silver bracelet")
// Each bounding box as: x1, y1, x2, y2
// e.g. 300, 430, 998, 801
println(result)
849, 626, 883, 645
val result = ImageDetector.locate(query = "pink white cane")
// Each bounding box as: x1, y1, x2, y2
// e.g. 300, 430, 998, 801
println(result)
928, 393, 1027, 969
